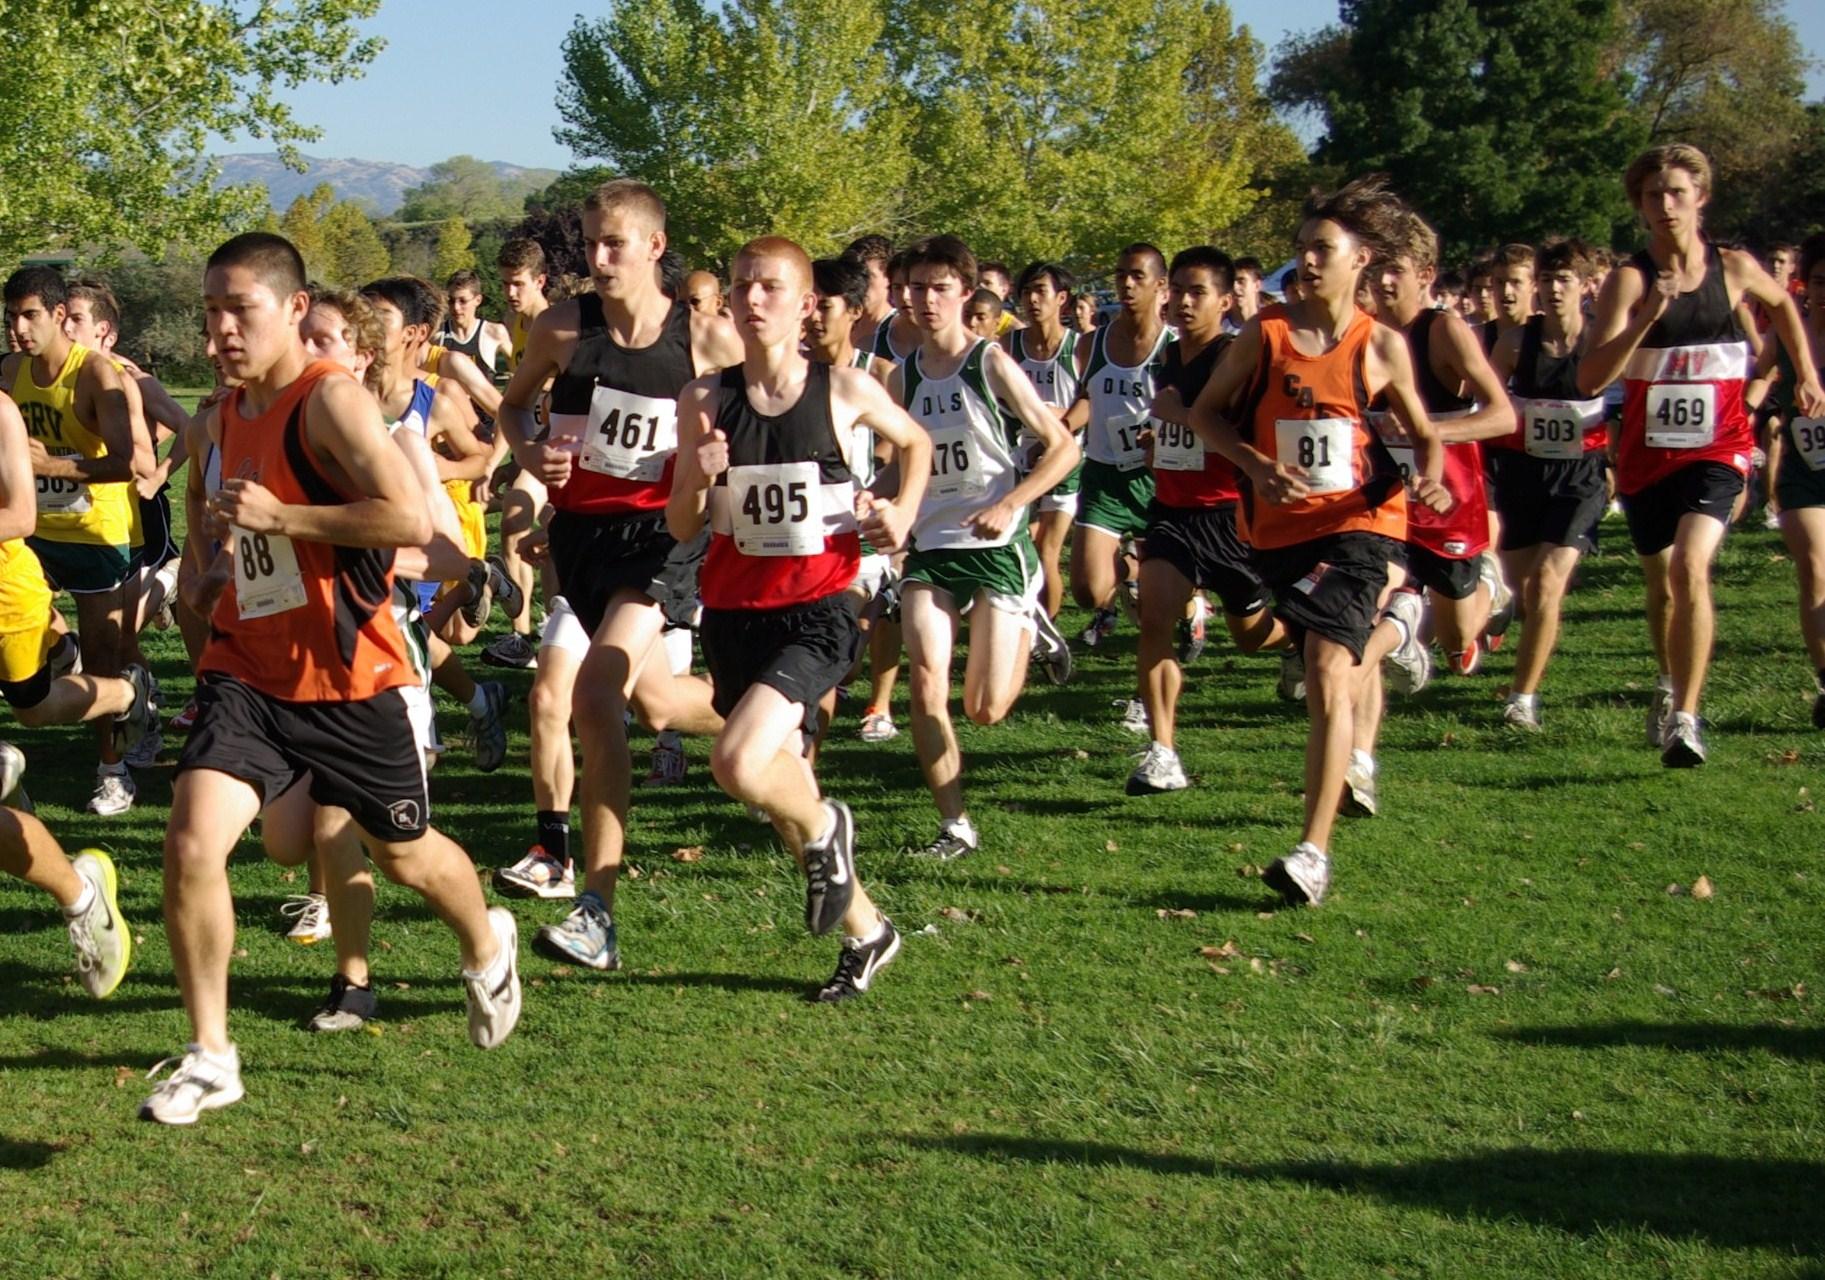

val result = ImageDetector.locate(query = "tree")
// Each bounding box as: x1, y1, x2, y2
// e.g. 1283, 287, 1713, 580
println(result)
280, 184, 338, 277
433, 217, 476, 280
320, 201, 390, 285
556, 0, 910, 266
397, 156, 557, 224
1270, 0, 1645, 261
0, 0, 383, 263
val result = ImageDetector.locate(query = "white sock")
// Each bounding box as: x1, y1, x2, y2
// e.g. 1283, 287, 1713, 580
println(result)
1509, 691, 1539, 711
943, 814, 977, 845
1655, 673, 1674, 692
850, 914, 890, 946
1350, 749, 1375, 774
99, 760, 128, 777
63, 878, 96, 918
466, 686, 491, 715
464, 936, 512, 984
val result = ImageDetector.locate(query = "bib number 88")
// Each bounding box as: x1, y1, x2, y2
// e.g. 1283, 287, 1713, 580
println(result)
240, 532, 277, 579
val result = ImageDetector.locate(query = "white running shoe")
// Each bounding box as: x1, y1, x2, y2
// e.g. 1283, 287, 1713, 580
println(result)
280, 893, 333, 944
1126, 742, 1189, 795
1646, 684, 1674, 747
1176, 594, 1211, 666
465, 907, 523, 1049
67, 849, 131, 998
1382, 591, 1431, 695
1660, 711, 1707, 767
0, 739, 31, 813
1117, 698, 1150, 736
1504, 696, 1542, 732
859, 712, 899, 743
1342, 755, 1378, 817
492, 846, 576, 900
87, 765, 135, 817
140, 1045, 244, 1125
1263, 842, 1331, 907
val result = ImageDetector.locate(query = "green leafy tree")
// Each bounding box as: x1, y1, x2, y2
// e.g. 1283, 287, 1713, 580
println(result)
433, 216, 476, 280
321, 201, 390, 285
1270, 0, 1644, 259
556, 0, 910, 266
280, 184, 338, 277
397, 156, 557, 224
0, 0, 383, 263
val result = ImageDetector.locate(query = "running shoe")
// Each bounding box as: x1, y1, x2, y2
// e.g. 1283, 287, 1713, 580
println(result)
87, 766, 135, 817
0, 740, 31, 813
1126, 742, 1189, 795
48, 632, 80, 679
468, 680, 509, 773
124, 727, 164, 770
1032, 606, 1073, 685
68, 850, 130, 999
642, 736, 687, 786
457, 558, 495, 629
281, 892, 333, 944
1278, 646, 1307, 702
486, 555, 525, 623
1080, 606, 1118, 649
1176, 595, 1211, 666
802, 801, 856, 937
1448, 644, 1481, 677
465, 907, 523, 1049
1341, 756, 1378, 817
534, 891, 619, 970
810, 918, 901, 1003
859, 712, 899, 743
1382, 591, 1431, 695
171, 698, 200, 733
1118, 698, 1149, 736
494, 847, 576, 899
140, 1045, 243, 1125
1118, 575, 1141, 625
1503, 696, 1542, 732
912, 820, 978, 862
1646, 684, 1674, 747
112, 664, 159, 756
1263, 843, 1331, 907
307, 975, 377, 1032
1479, 551, 1514, 641
1660, 711, 1707, 768
481, 632, 538, 670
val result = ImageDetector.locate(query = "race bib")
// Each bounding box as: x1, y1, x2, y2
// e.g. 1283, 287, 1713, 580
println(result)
1275, 417, 1356, 494
1103, 410, 1149, 471
577, 386, 677, 482
1152, 418, 1205, 472
1367, 410, 1415, 482
233, 525, 307, 620
927, 425, 986, 500
1792, 417, 1825, 472
35, 462, 91, 514
1645, 382, 1716, 449
1518, 398, 1598, 460
728, 461, 821, 557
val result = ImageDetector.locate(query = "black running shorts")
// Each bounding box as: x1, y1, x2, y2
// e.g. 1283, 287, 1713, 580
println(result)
1404, 543, 1481, 601
1490, 451, 1607, 553
700, 593, 860, 741
547, 509, 706, 636
1253, 532, 1403, 662
1620, 461, 1743, 557
1140, 502, 1268, 616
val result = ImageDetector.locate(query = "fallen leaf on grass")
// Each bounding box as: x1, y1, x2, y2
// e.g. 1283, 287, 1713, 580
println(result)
1293, 932, 1315, 944
1249, 957, 1265, 974
1747, 984, 1807, 1001
392, 982, 411, 991
1411, 975, 1436, 991
1666, 882, 1687, 897
1769, 748, 1801, 766
624, 865, 643, 879
300, 1142, 316, 1156
994, 865, 1012, 876
939, 906, 974, 923
1235, 864, 1261, 879
1104, 840, 1119, 853
671, 846, 704, 863
113, 1065, 132, 1088
1504, 959, 1528, 973
1207, 963, 1231, 975
1603, 967, 1621, 980
232, 948, 248, 959
1072, 749, 1089, 761
1256, 911, 1276, 920
1466, 984, 1501, 996
964, 990, 992, 1002
1155, 908, 1197, 921
1653, 983, 1677, 997
1692, 874, 1715, 900
1199, 940, 1241, 960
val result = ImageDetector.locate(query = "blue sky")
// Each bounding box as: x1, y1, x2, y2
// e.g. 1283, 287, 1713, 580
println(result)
219, 0, 1825, 170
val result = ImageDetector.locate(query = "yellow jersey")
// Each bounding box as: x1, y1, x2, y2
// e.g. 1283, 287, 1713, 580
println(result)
7, 344, 134, 548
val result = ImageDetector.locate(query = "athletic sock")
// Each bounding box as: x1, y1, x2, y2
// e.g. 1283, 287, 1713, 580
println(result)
850, 914, 890, 947
465, 686, 491, 715
1349, 749, 1376, 775
1509, 691, 1540, 711
942, 814, 978, 846
63, 879, 96, 918
536, 811, 569, 862
655, 729, 682, 750
1654, 672, 1674, 692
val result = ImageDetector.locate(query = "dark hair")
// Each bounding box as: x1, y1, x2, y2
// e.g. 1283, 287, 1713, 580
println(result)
1169, 246, 1235, 293
1300, 174, 1407, 264
1535, 238, 1596, 281
1466, 257, 1495, 286
843, 235, 893, 268
497, 238, 547, 277
886, 247, 914, 282
813, 256, 869, 311
658, 248, 685, 300
903, 235, 978, 288
361, 276, 439, 329
977, 261, 1012, 285
1279, 267, 1299, 292
1116, 243, 1167, 278
1015, 261, 1075, 296
65, 278, 121, 332
206, 232, 307, 299
1233, 256, 1264, 280
4, 266, 67, 310
1435, 269, 1466, 295
1494, 242, 1535, 271
446, 268, 484, 295
1797, 233, 1825, 286
968, 288, 1004, 316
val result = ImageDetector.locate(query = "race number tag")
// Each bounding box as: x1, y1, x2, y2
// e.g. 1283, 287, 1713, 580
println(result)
1519, 399, 1588, 460
1103, 410, 1149, 471
1366, 410, 1415, 481
926, 424, 986, 500
1152, 418, 1205, 472
578, 386, 677, 481
232, 525, 307, 620
35, 458, 92, 514
1645, 382, 1717, 449
1275, 418, 1356, 494
729, 461, 821, 557
1792, 417, 1825, 472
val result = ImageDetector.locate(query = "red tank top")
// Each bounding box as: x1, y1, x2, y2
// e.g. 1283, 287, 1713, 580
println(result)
1369, 311, 1488, 558
200, 361, 416, 702
1237, 306, 1406, 551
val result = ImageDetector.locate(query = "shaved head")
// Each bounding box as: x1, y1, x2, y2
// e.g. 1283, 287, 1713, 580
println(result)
734, 236, 812, 290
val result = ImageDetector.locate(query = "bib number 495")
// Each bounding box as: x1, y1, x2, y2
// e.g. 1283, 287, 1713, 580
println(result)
740, 479, 809, 526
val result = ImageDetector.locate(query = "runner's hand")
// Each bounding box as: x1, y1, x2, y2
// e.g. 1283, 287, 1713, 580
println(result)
212, 477, 286, 534
695, 428, 729, 482
1410, 475, 1454, 514
1642, 270, 1678, 323
965, 498, 1020, 540
520, 526, 550, 564
1795, 378, 1825, 420
528, 443, 573, 488
1251, 458, 1310, 505
857, 493, 909, 553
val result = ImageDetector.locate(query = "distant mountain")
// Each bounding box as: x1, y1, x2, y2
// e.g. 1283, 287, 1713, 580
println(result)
210, 153, 560, 217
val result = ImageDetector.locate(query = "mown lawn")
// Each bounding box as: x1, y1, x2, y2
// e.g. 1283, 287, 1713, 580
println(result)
0, 503, 1819, 1278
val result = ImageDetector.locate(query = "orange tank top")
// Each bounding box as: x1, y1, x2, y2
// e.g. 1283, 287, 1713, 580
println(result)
199, 360, 415, 702
1237, 305, 1406, 551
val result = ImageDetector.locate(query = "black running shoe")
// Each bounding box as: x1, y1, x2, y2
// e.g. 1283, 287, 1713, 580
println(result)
459, 559, 495, 628
1813, 687, 1825, 730
811, 919, 901, 1003
487, 554, 525, 623
307, 974, 377, 1032
802, 801, 856, 936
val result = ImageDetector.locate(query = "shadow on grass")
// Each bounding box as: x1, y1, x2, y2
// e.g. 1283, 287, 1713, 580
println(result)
1494, 1021, 1825, 1061
0, 1138, 61, 1170
903, 1134, 1825, 1252
616, 970, 809, 996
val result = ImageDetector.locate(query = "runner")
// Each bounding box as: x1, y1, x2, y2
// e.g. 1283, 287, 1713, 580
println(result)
1187, 176, 1453, 906
435, 269, 510, 386
1010, 261, 1083, 622
496, 180, 739, 970
2, 267, 157, 814
481, 238, 552, 670
669, 235, 931, 998
841, 234, 896, 355
1484, 244, 1537, 352
1486, 239, 1611, 729
1463, 258, 1497, 328
1579, 144, 1824, 765
1128, 246, 1293, 795
977, 261, 1021, 337
895, 234, 1079, 860
145, 232, 521, 1124
965, 289, 1005, 342
682, 269, 724, 317
1230, 257, 1265, 332
1068, 244, 1170, 664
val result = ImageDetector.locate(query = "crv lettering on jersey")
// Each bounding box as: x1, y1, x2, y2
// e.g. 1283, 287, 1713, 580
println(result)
19, 400, 60, 439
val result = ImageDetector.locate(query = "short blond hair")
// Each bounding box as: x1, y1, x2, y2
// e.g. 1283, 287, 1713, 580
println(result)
1625, 144, 1713, 208
583, 179, 667, 232
735, 236, 812, 290
1387, 208, 1440, 273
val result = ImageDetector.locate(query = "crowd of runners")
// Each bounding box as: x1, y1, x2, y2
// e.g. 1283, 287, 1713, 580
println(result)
2, 140, 1820, 1125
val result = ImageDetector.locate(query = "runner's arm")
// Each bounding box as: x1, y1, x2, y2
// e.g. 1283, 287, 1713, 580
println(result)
46, 352, 135, 483
427, 389, 490, 483
1730, 248, 1825, 418
1577, 264, 1667, 396
498, 304, 573, 484
1434, 310, 1519, 443
665, 376, 724, 543
435, 348, 504, 420
984, 345, 1080, 508
1369, 324, 1450, 507
833, 366, 930, 554
0, 395, 37, 542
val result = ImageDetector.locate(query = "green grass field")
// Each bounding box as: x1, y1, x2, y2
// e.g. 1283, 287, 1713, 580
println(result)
1, 504, 1821, 1278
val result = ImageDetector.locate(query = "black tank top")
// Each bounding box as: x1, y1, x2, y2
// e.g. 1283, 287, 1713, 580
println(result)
1411, 310, 1474, 413
440, 320, 492, 375
1162, 333, 1228, 404
1513, 316, 1582, 400
1629, 244, 1743, 349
